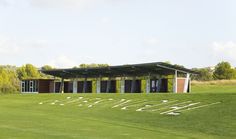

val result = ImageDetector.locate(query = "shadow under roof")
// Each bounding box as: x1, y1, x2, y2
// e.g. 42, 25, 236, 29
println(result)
41, 62, 197, 79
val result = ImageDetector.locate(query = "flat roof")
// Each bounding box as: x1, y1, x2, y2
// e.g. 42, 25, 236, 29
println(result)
41, 62, 197, 79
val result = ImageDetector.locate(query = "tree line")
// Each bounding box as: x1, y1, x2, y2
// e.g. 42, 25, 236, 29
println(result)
0, 62, 235, 93
192, 61, 236, 81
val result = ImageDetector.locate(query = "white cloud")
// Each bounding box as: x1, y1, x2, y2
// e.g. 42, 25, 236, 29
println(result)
0, 0, 8, 6
0, 37, 20, 54
0, 0, 101, 9
0, 36, 48, 55
0, 0, 30, 7
212, 41, 236, 63
100, 17, 110, 24
30, 0, 91, 8
144, 37, 160, 46
48, 55, 77, 68
23, 39, 48, 48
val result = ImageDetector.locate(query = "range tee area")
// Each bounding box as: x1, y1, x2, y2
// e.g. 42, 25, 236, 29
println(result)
0, 89, 235, 139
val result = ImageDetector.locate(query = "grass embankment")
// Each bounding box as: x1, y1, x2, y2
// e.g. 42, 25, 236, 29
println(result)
0, 90, 236, 139
192, 80, 236, 93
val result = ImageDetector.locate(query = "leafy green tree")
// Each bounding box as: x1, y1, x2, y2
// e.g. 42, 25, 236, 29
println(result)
213, 62, 236, 80
41, 65, 53, 70
0, 66, 20, 93
17, 64, 41, 80
79, 63, 109, 68
40, 65, 55, 78
192, 68, 213, 81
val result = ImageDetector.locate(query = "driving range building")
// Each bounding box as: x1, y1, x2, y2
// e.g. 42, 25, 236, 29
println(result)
21, 62, 197, 94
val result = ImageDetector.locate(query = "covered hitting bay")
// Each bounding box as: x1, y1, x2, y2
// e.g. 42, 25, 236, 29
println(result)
32, 62, 197, 94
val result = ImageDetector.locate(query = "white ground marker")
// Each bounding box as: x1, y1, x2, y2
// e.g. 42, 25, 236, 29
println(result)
166, 112, 180, 116
65, 98, 81, 104
178, 102, 221, 112
162, 100, 168, 103
38, 99, 58, 105
160, 102, 201, 115
112, 100, 132, 108
50, 100, 59, 105
121, 100, 148, 110
150, 101, 193, 112
87, 100, 105, 108
136, 100, 179, 112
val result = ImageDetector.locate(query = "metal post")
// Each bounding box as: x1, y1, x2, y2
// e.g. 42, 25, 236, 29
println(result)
106, 77, 111, 93
146, 76, 150, 93
173, 70, 178, 93
73, 79, 78, 93
83, 78, 87, 93
20, 81, 23, 93
120, 77, 125, 93
184, 73, 190, 93
60, 78, 64, 93
53, 81, 56, 93
96, 78, 101, 93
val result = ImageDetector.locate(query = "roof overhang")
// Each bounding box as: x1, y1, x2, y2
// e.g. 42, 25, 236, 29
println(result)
41, 62, 197, 79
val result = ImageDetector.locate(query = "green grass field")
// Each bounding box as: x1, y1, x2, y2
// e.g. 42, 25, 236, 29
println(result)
0, 85, 236, 139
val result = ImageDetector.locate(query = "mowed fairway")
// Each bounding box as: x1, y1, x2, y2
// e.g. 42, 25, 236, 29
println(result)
0, 91, 236, 139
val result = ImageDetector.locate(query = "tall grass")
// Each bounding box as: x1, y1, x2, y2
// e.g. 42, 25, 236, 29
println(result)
192, 80, 236, 86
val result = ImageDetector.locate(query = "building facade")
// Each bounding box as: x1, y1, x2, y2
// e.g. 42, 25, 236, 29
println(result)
21, 62, 196, 94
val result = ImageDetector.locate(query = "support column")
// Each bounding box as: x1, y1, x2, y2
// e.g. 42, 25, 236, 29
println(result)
83, 78, 87, 93
146, 76, 150, 93
60, 78, 64, 93
184, 73, 190, 93
157, 78, 162, 92
20, 81, 23, 93
53, 76, 56, 93
173, 70, 178, 93
106, 77, 111, 93
120, 77, 125, 93
73, 79, 78, 93
96, 78, 101, 93
53, 81, 56, 93
131, 77, 136, 93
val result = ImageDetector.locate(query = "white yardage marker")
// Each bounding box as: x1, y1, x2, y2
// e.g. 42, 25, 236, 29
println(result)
121, 100, 148, 110
150, 101, 192, 112
87, 100, 105, 108
38, 99, 59, 105
65, 98, 82, 104
112, 100, 132, 108
136, 100, 179, 112
178, 102, 221, 112
160, 102, 201, 115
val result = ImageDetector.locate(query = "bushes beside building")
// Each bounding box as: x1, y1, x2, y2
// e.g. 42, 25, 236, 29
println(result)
0, 64, 50, 93
0, 66, 19, 93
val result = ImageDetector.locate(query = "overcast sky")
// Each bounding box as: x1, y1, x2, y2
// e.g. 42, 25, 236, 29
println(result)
0, 0, 235, 68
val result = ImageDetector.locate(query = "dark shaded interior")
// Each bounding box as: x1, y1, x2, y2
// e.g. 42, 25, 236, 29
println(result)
100, 80, 116, 93
77, 81, 92, 93
150, 79, 168, 93
125, 80, 141, 93
55, 81, 72, 93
